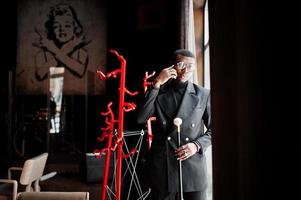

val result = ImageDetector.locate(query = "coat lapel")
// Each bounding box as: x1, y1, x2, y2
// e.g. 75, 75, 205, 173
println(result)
176, 82, 199, 120
157, 82, 177, 119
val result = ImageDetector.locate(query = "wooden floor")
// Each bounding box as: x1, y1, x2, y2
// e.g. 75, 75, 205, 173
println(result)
41, 169, 102, 200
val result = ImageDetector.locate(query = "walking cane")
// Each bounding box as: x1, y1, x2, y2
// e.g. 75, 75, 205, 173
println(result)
174, 117, 184, 200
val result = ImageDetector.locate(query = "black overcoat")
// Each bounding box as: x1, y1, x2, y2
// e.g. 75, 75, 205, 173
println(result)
137, 80, 211, 192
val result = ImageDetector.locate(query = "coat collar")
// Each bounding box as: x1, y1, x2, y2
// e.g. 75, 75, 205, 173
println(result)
158, 81, 199, 121
175, 81, 199, 120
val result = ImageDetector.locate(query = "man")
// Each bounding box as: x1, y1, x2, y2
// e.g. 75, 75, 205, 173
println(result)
137, 49, 211, 200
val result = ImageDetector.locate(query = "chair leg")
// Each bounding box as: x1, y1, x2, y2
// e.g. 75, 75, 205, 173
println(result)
34, 180, 41, 192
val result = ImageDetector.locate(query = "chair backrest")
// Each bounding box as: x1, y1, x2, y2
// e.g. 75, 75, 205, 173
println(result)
19, 153, 48, 191
17, 192, 89, 200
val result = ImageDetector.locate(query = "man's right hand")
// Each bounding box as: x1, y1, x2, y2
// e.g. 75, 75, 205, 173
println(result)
153, 65, 177, 88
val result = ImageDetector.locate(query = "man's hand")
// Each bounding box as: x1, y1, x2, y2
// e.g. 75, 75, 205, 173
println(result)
175, 142, 198, 161
153, 65, 177, 88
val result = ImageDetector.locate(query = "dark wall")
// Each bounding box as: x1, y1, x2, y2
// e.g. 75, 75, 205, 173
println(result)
107, 0, 179, 130
0, 0, 17, 176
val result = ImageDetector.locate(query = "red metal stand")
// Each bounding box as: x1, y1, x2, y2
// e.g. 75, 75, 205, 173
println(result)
96, 50, 138, 200
143, 71, 157, 150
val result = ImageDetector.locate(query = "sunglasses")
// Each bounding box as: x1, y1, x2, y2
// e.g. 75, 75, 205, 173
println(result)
176, 62, 195, 70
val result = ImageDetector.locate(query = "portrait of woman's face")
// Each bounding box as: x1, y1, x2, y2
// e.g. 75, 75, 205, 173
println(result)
52, 15, 74, 43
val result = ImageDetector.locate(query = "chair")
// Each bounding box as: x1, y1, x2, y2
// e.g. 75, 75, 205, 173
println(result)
17, 192, 89, 200
0, 179, 17, 200
0, 153, 49, 200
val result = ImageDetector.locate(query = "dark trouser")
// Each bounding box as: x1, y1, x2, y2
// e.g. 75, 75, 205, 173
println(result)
149, 190, 206, 200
